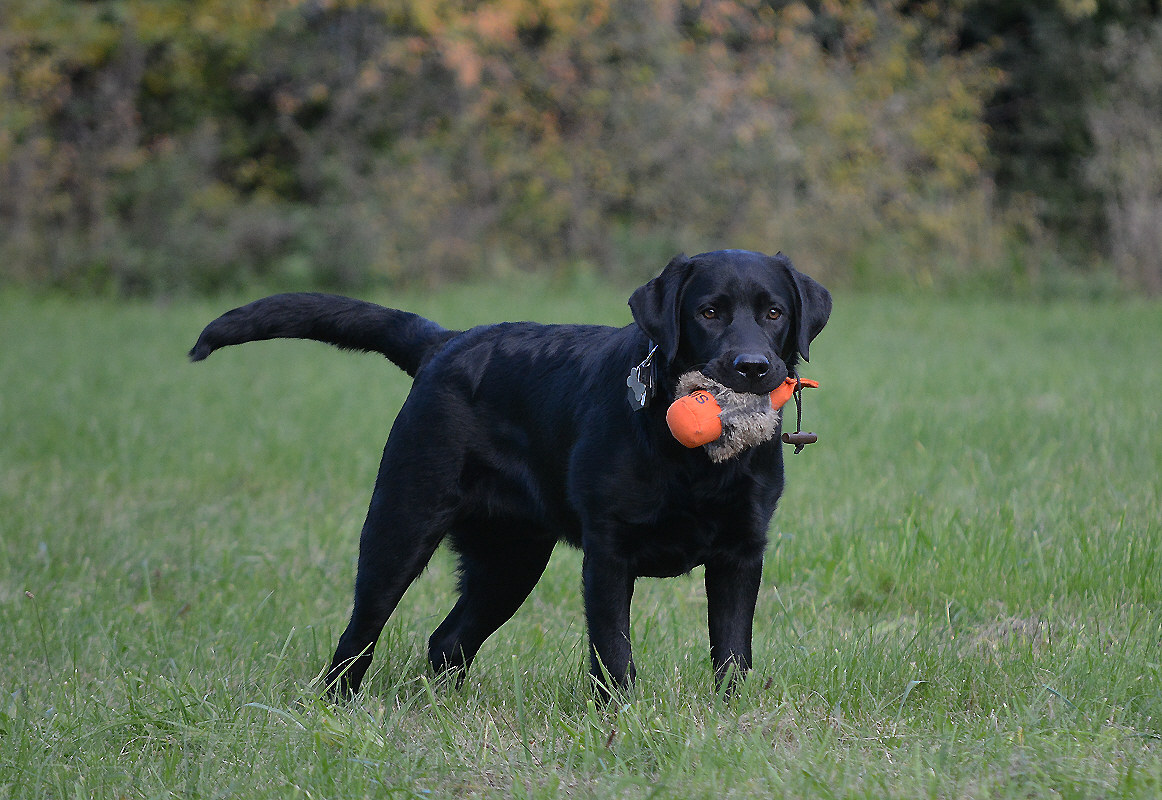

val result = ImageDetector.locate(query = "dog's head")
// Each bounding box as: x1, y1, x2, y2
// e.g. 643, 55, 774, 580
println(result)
629, 250, 831, 396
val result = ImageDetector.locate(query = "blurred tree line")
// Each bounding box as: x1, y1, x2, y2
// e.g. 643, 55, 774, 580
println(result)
1, 0, 1159, 296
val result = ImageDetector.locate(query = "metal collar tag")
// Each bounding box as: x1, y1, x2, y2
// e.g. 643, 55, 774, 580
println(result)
626, 343, 658, 411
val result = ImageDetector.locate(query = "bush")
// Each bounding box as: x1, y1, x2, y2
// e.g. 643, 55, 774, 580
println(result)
1087, 20, 1162, 295
0, 0, 1040, 294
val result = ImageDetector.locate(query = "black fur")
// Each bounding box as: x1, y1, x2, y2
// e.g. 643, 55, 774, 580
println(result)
190, 249, 831, 697
189, 292, 456, 376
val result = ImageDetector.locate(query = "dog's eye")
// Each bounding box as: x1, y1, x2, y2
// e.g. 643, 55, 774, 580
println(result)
701, 308, 717, 320
767, 308, 782, 320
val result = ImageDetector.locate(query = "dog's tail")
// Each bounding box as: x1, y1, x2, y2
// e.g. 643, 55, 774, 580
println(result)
188, 293, 457, 377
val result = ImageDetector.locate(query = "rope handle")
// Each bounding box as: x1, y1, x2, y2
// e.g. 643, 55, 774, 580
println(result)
781, 376, 819, 454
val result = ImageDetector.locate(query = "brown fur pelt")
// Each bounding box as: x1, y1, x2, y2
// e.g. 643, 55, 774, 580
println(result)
674, 372, 782, 462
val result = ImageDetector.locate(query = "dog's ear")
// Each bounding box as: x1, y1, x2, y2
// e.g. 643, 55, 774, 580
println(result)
774, 253, 831, 362
629, 253, 692, 363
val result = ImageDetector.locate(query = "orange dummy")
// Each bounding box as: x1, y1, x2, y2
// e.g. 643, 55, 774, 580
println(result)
666, 377, 819, 448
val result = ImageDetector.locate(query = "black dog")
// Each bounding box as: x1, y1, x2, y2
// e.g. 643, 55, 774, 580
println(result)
190, 249, 830, 697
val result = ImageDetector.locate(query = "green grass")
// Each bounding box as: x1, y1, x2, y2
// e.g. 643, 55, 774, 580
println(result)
1, 281, 1161, 798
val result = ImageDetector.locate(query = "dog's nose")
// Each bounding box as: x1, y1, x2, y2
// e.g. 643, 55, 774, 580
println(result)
733, 354, 770, 381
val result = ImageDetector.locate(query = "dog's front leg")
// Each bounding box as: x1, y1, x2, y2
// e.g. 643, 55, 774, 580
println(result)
705, 553, 763, 694
581, 547, 635, 699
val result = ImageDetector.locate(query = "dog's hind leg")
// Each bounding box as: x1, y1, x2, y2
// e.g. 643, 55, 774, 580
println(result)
325, 455, 456, 698
427, 525, 555, 683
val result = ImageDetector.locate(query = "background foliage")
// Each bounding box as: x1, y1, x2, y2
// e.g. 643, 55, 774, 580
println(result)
2, 0, 1161, 295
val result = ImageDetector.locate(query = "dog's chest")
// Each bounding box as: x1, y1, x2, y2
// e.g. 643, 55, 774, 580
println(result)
620, 477, 768, 578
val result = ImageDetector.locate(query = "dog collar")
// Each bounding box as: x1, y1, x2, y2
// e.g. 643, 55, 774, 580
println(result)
626, 342, 658, 411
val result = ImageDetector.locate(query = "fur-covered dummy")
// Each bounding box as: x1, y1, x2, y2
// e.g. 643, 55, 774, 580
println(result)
672, 371, 782, 462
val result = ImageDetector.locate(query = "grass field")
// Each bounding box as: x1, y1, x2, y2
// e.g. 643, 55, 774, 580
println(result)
2, 281, 1161, 798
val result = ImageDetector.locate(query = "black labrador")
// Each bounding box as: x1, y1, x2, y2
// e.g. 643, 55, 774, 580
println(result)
190, 249, 831, 697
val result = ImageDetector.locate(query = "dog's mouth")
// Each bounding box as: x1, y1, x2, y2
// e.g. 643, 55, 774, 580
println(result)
701, 361, 788, 396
